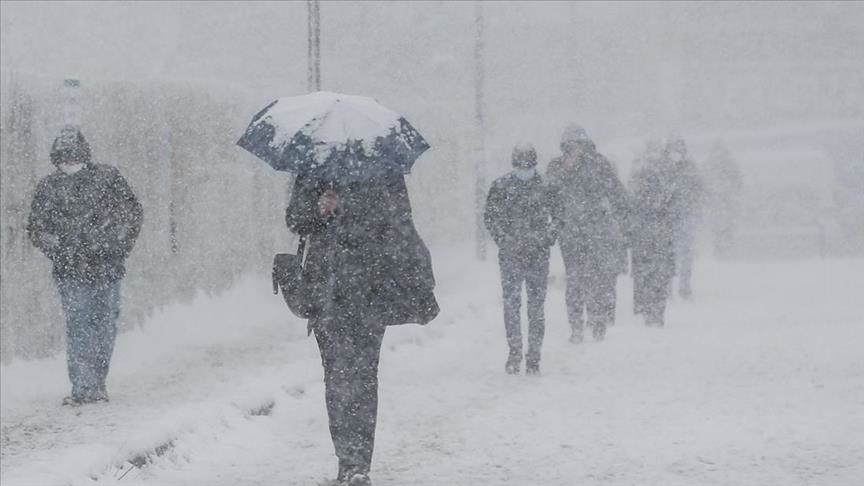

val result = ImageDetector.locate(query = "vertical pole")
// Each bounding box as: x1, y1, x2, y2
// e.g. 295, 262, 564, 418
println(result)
307, 0, 321, 92
473, 1, 487, 260
63, 78, 82, 128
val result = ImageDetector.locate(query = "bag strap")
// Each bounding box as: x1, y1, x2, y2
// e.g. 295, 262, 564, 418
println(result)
272, 235, 309, 295
297, 235, 307, 257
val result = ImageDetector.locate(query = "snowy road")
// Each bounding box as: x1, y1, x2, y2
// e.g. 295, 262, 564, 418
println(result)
2, 248, 863, 486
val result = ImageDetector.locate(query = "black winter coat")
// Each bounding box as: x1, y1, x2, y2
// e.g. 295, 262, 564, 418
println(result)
629, 162, 684, 274
484, 171, 557, 258
285, 174, 439, 326
27, 163, 143, 283
547, 151, 630, 274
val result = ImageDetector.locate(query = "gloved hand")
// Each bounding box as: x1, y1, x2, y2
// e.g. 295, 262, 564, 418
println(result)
34, 232, 60, 253
83, 227, 126, 258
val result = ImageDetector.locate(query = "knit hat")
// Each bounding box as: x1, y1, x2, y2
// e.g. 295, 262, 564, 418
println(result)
511, 143, 538, 168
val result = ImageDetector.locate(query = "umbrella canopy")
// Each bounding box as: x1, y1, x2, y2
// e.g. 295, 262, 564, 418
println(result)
237, 91, 430, 182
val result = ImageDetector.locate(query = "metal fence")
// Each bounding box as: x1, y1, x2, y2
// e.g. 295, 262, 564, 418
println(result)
0, 71, 293, 361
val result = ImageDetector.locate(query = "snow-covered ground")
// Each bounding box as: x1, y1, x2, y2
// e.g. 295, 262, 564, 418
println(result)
2, 245, 863, 486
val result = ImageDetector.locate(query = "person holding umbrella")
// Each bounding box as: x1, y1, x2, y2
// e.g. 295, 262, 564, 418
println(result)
238, 92, 439, 486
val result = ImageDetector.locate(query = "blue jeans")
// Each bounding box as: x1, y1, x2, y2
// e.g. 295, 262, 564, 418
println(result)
56, 279, 121, 399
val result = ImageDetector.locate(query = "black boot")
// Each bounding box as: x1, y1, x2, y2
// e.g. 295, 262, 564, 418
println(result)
336, 461, 350, 484
347, 473, 372, 486
337, 462, 371, 486
645, 308, 665, 327
505, 352, 521, 375
590, 321, 607, 342
568, 325, 584, 344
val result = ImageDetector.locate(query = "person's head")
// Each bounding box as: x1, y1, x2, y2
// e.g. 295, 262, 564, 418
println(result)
665, 135, 687, 163
50, 126, 91, 173
511, 143, 538, 169
634, 138, 665, 171
644, 138, 665, 159
560, 123, 594, 156
708, 141, 729, 161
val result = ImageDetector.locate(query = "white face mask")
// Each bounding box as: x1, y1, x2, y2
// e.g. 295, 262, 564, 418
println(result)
513, 168, 536, 181
59, 163, 84, 175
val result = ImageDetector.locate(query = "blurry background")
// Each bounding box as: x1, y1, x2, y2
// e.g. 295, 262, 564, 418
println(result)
1, 1, 862, 360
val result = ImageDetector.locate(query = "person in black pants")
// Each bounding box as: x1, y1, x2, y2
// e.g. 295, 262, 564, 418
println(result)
629, 138, 688, 327
546, 125, 629, 343
485, 144, 557, 375
286, 173, 439, 486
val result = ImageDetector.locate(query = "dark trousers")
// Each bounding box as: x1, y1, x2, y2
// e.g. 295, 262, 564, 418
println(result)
313, 316, 386, 474
499, 249, 549, 366
633, 240, 675, 325
674, 230, 696, 297
560, 241, 617, 330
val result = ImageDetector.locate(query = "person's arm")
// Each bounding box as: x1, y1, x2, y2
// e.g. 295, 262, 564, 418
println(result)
26, 180, 61, 259
603, 159, 631, 243
483, 181, 507, 247
285, 175, 330, 236
543, 181, 560, 247
111, 169, 143, 258
545, 161, 566, 239
84, 168, 143, 259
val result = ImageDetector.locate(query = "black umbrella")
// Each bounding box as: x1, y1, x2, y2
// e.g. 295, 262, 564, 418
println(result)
237, 91, 430, 182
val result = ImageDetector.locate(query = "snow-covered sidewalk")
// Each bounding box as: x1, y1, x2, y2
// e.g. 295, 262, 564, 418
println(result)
2, 249, 863, 486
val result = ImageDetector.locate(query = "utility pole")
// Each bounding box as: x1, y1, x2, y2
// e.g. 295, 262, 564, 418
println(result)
63, 78, 82, 127
473, 1, 487, 260
307, 0, 321, 92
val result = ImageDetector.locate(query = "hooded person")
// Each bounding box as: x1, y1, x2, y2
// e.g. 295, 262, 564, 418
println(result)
27, 126, 143, 406
546, 124, 629, 343
285, 163, 439, 485
484, 143, 557, 375
628, 136, 695, 326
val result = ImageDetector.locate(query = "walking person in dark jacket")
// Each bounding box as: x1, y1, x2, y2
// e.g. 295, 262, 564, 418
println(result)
285, 171, 438, 486
26, 127, 143, 405
547, 125, 629, 343
484, 144, 556, 375
629, 139, 686, 327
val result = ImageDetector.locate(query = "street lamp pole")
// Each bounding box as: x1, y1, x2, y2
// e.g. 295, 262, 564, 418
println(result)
473, 1, 487, 260
307, 0, 321, 92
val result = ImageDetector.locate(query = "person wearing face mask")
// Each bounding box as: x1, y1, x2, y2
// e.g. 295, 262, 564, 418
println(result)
27, 126, 143, 406
484, 144, 557, 375
546, 124, 630, 344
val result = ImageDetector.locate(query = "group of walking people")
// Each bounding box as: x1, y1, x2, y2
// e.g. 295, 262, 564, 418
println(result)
485, 124, 703, 376
27, 123, 437, 486
27, 119, 703, 486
